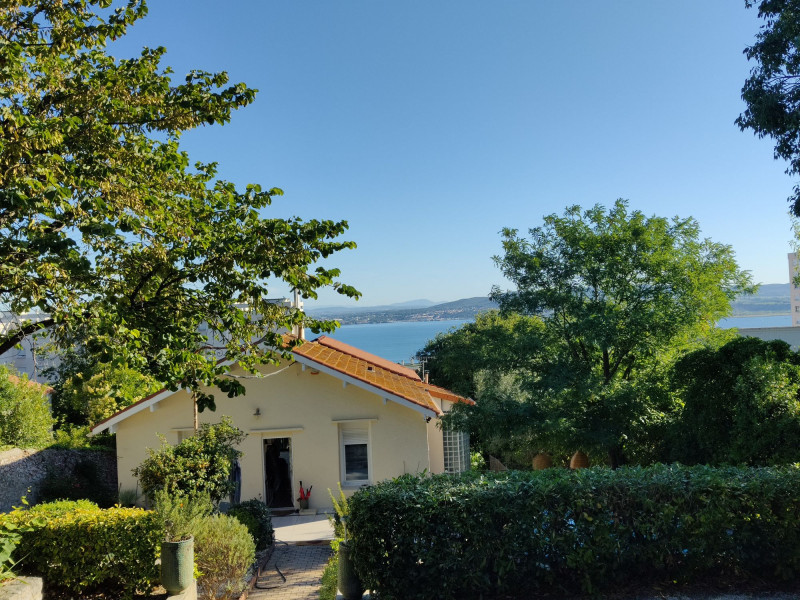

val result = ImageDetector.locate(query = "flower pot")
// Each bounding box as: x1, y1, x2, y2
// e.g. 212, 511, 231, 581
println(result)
570, 451, 589, 469
532, 453, 553, 470
161, 537, 194, 595
337, 541, 364, 600
298, 498, 309, 510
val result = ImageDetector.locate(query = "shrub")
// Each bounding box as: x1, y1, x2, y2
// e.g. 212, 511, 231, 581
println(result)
152, 489, 213, 542
4, 501, 161, 597
319, 539, 340, 600
38, 458, 116, 507
133, 416, 246, 505
194, 513, 255, 600
348, 465, 800, 599
228, 499, 273, 550
0, 365, 53, 448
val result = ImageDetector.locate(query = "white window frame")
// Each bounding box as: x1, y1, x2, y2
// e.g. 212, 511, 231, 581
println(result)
338, 422, 372, 488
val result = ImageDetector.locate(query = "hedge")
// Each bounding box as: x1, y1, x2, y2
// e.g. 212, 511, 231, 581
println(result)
347, 465, 800, 599
1, 500, 161, 596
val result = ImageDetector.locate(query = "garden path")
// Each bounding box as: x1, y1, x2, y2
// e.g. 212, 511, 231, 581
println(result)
248, 543, 331, 600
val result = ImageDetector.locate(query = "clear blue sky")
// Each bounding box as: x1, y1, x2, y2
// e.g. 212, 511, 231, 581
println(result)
112, 1, 795, 307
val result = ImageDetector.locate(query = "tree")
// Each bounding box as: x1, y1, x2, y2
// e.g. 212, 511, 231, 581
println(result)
670, 336, 800, 465
0, 365, 54, 448
737, 0, 800, 216
416, 310, 548, 399
0, 1, 359, 413
53, 359, 162, 427
487, 200, 752, 467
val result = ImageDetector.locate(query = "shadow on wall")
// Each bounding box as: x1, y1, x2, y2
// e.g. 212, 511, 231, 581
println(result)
0, 448, 117, 511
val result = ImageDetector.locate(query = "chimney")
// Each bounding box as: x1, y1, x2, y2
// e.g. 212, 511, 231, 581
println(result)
424, 373, 429, 384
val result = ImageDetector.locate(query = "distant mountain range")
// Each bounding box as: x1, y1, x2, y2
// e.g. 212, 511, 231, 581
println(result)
306, 284, 792, 326
307, 297, 498, 325
730, 283, 790, 316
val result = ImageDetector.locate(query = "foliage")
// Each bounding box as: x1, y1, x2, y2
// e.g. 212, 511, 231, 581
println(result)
319, 545, 340, 600
193, 514, 256, 600
4, 501, 161, 597
228, 499, 274, 550
0, 365, 53, 449
328, 483, 350, 540
50, 358, 161, 427
133, 417, 246, 505
467, 200, 752, 466
117, 487, 140, 508
38, 458, 116, 507
670, 336, 800, 465
347, 466, 800, 599
417, 311, 548, 399
0, 498, 37, 584
0, 0, 359, 411
152, 488, 213, 542
738, 0, 800, 216
50, 423, 114, 449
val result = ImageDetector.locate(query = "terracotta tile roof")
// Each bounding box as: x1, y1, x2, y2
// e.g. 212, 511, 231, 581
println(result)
293, 336, 473, 413
293, 336, 442, 414
313, 336, 421, 380
7, 374, 54, 395
425, 383, 474, 406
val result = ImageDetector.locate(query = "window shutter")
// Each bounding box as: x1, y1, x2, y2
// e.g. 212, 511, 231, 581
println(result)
341, 426, 368, 445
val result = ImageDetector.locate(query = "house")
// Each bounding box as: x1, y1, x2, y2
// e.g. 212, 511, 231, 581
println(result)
90, 335, 473, 511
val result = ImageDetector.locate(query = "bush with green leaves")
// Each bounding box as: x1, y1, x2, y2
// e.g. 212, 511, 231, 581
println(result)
348, 466, 800, 599
194, 513, 255, 600
228, 499, 273, 550
670, 337, 800, 465
133, 417, 246, 505
3, 500, 161, 597
0, 365, 53, 449
152, 488, 213, 542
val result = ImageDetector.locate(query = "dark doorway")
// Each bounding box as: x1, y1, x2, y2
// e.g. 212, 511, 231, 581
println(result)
264, 438, 293, 508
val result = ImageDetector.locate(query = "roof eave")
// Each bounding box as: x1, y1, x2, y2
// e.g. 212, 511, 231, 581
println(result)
292, 354, 438, 419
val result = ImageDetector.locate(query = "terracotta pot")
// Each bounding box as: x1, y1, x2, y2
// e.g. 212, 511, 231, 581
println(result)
532, 453, 553, 470
570, 451, 589, 469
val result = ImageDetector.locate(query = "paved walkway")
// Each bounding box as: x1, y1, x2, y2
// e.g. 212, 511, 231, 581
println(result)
244, 514, 335, 599
249, 543, 332, 600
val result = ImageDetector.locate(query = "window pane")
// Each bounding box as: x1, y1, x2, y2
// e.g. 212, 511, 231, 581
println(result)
344, 443, 368, 481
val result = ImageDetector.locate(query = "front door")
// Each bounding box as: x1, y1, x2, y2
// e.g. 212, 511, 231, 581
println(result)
263, 437, 293, 508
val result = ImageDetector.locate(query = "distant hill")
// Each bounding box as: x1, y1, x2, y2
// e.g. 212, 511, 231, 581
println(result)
307, 296, 497, 325
731, 283, 789, 316
308, 284, 792, 326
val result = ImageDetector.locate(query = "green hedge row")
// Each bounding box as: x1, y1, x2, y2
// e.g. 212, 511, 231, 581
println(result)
2, 500, 161, 597
348, 465, 800, 599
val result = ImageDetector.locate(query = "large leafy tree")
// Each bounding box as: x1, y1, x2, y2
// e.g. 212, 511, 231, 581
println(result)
0, 1, 359, 410
479, 200, 751, 467
738, 0, 800, 215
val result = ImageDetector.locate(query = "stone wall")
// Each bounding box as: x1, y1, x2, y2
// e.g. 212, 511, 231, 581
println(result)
0, 448, 117, 512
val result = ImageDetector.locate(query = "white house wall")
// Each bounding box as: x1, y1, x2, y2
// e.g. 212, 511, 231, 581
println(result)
115, 361, 436, 510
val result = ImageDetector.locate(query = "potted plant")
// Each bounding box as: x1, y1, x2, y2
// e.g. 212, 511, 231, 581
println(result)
297, 481, 312, 510
337, 516, 365, 600
154, 490, 210, 595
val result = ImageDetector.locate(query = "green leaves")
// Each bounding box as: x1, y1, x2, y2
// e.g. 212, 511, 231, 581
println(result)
0, 0, 360, 401
348, 465, 800, 599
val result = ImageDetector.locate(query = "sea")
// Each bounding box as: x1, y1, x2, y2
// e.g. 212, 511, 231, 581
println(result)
305, 315, 793, 363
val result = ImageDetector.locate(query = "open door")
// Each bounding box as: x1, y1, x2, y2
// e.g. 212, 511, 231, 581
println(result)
263, 437, 293, 509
